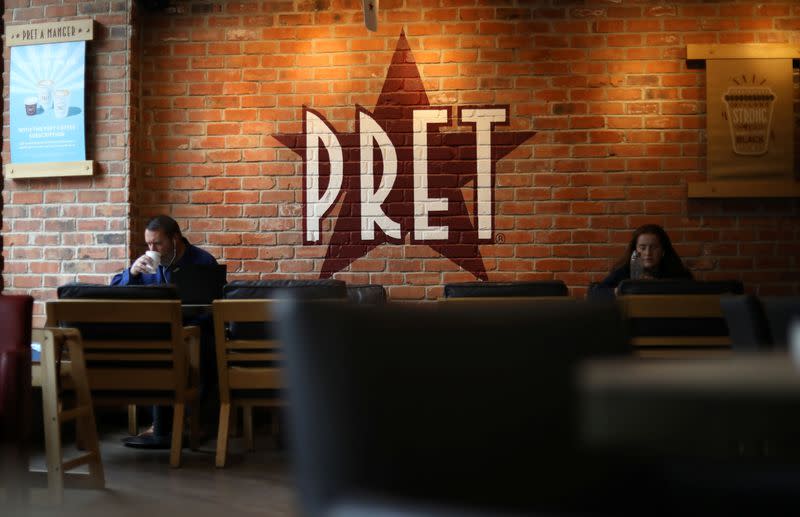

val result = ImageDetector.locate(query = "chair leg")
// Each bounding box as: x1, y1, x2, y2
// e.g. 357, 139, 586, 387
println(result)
271, 408, 280, 437
39, 334, 64, 504
128, 405, 138, 435
65, 335, 105, 489
271, 408, 282, 449
216, 402, 231, 468
170, 403, 185, 468
73, 400, 104, 489
230, 405, 240, 437
189, 399, 201, 451
243, 405, 254, 452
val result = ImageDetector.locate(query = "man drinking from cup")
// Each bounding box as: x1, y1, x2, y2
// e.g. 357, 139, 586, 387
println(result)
112, 215, 217, 286
111, 215, 218, 448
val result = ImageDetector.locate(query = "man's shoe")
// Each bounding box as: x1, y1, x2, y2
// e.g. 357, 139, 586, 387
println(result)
122, 433, 172, 449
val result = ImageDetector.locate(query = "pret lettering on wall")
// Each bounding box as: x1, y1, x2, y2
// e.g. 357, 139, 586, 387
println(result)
275, 32, 535, 280
303, 107, 507, 244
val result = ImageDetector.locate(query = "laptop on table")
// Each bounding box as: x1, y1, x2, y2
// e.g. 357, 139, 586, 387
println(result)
171, 264, 227, 305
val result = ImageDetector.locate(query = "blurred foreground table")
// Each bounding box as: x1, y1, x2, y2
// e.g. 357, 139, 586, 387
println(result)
579, 353, 800, 453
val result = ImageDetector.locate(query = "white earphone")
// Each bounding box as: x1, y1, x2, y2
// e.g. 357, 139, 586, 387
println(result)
165, 237, 178, 270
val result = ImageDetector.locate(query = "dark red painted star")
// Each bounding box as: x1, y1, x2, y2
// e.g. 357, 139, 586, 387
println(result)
274, 32, 535, 280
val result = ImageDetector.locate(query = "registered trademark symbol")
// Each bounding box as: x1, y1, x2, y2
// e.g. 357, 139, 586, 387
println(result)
495, 233, 505, 244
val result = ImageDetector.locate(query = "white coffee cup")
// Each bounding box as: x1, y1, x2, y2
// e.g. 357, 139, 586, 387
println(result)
145, 251, 161, 274
37, 79, 54, 110
53, 89, 70, 118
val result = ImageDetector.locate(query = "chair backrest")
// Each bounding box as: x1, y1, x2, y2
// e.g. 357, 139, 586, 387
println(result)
618, 294, 731, 358
586, 282, 616, 301
617, 279, 744, 296
278, 298, 629, 515
761, 297, 800, 347
443, 280, 568, 298
346, 284, 387, 305
720, 295, 772, 352
616, 280, 742, 359
57, 284, 180, 341
0, 295, 34, 443
213, 299, 282, 403
440, 296, 577, 307
223, 280, 347, 340
223, 279, 347, 300
57, 283, 180, 300
46, 300, 188, 395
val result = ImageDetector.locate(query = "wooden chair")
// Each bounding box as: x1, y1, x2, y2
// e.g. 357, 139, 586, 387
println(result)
55, 283, 185, 438
46, 299, 201, 467
31, 328, 105, 504
213, 299, 282, 467
618, 294, 732, 359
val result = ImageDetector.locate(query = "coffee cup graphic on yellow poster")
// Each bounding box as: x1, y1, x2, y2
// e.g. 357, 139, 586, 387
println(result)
722, 87, 775, 156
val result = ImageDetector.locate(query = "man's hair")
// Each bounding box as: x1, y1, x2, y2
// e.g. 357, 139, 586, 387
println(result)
145, 215, 182, 239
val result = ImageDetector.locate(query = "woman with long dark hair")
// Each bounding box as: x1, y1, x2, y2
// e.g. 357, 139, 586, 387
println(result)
600, 223, 692, 288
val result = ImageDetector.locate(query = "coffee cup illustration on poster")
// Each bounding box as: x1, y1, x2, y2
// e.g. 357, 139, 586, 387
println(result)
9, 40, 86, 164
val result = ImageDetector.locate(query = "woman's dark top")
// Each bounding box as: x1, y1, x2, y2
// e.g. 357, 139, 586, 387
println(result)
599, 262, 693, 289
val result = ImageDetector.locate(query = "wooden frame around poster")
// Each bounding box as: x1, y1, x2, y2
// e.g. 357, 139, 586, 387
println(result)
5, 19, 94, 179
687, 44, 800, 198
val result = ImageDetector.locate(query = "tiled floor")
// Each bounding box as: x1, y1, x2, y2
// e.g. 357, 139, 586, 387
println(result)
23, 428, 297, 517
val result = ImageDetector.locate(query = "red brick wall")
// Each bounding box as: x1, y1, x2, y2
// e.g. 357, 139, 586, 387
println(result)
136, 0, 800, 299
2, 1, 800, 313
2, 2, 135, 324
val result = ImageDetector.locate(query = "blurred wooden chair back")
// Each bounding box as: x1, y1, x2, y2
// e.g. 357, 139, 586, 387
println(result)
279, 299, 630, 516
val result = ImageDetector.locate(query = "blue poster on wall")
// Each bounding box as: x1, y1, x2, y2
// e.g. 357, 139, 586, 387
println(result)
10, 41, 86, 164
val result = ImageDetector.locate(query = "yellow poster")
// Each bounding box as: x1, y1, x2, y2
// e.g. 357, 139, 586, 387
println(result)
707, 58, 793, 180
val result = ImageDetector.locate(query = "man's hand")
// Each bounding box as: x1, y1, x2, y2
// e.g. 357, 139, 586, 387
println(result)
130, 254, 156, 277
